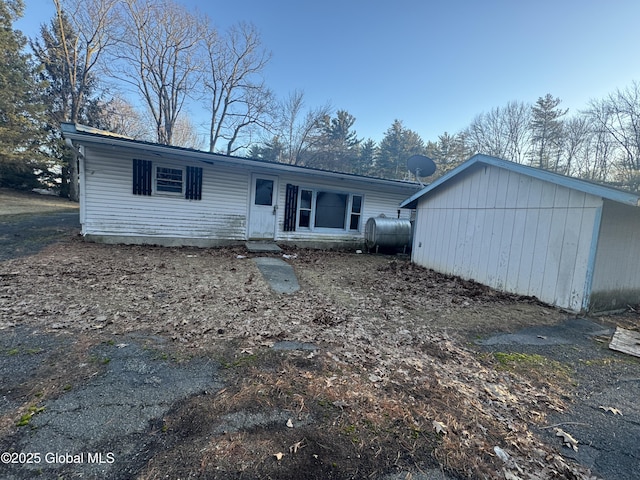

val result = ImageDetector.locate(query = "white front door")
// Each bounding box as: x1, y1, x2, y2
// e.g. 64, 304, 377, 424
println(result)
248, 174, 278, 239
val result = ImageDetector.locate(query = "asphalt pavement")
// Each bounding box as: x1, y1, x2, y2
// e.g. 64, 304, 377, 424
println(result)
478, 318, 640, 480
0, 329, 222, 479
0, 211, 80, 261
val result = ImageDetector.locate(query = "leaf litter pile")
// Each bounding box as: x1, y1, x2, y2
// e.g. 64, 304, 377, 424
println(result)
0, 239, 600, 479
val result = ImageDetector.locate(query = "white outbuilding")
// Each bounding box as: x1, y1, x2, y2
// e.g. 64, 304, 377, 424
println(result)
400, 154, 640, 313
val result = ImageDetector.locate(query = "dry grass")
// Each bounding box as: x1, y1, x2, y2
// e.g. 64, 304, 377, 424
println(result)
0, 188, 78, 215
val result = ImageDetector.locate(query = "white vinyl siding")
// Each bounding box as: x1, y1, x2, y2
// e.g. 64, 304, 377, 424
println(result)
82, 147, 248, 241
80, 146, 418, 248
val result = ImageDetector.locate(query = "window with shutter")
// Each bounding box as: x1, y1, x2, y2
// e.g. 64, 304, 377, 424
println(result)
133, 159, 152, 195
284, 184, 298, 231
185, 166, 203, 200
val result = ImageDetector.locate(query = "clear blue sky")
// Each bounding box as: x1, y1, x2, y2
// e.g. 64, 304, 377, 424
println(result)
16, 0, 640, 145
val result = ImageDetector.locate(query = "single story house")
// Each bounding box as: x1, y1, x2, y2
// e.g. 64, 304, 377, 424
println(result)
61, 123, 419, 250
400, 154, 640, 313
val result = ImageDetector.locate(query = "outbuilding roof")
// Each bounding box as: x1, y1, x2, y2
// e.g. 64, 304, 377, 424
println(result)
400, 154, 640, 209
61, 122, 419, 191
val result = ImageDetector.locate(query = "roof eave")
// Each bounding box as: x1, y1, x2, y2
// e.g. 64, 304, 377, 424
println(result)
401, 153, 640, 208
62, 123, 420, 192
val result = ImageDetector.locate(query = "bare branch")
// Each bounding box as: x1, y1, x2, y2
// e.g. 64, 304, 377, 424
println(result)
203, 21, 275, 153
111, 0, 206, 145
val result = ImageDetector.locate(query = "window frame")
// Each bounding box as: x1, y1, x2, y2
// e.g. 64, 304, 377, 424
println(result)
298, 189, 313, 229
154, 164, 185, 196
295, 188, 364, 232
349, 194, 363, 231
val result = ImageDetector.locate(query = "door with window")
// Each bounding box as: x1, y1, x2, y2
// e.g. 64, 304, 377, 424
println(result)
248, 174, 278, 239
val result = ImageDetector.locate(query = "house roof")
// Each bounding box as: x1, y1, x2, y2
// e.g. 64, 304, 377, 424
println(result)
400, 154, 640, 209
61, 123, 419, 193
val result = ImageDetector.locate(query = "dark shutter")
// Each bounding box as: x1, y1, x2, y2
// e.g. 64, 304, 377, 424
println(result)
133, 159, 152, 195
284, 184, 298, 232
185, 166, 203, 200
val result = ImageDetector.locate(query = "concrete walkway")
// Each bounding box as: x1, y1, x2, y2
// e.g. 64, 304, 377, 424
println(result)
253, 257, 300, 294
244, 242, 300, 294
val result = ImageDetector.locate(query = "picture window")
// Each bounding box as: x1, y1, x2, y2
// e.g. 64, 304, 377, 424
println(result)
295, 189, 363, 231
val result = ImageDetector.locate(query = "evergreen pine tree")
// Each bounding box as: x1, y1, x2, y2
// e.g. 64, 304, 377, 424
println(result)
377, 120, 426, 179
31, 9, 104, 198
530, 94, 567, 170
0, 0, 47, 188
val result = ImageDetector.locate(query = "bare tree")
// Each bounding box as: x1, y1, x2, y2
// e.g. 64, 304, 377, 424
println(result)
97, 95, 152, 140
112, 0, 205, 145
502, 101, 532, 163
561, 116, 590, 177
52, 0, 119, 123
587, 81, 640, 183
465, 101, 531, 163
276, 90, 332, 165
97, 95, 202, 149
203, 22, 275, 155
171, 115, 205, 150
466, 108, 507, 157
576, 116, 615, 182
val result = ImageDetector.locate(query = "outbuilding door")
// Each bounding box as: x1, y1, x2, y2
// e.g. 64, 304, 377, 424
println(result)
248, 174, 278, 239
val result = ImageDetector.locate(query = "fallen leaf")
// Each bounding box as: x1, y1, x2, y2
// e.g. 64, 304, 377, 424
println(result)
554, 428, 578, 451
325, 375, 337, 387
289, 440, 304, 454
503, 468, 523, 480
599, 405, 623, 415
432, 420, 448, 435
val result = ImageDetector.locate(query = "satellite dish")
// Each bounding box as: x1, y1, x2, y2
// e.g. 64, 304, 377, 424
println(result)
407, 155, 436, 185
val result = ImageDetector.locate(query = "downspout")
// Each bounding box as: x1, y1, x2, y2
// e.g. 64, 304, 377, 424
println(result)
582, 203, 603, 312
65, 139, 85, 228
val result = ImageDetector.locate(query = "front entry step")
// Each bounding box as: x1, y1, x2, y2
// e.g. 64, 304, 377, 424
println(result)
245, 241, 282, 253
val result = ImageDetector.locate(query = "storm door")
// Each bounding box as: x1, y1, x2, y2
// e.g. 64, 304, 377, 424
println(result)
248, 174, 278, 239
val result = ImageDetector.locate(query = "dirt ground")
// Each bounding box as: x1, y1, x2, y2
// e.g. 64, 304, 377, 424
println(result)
0, 189, 638, 479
